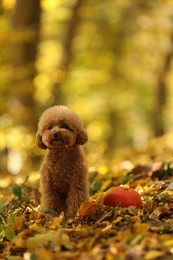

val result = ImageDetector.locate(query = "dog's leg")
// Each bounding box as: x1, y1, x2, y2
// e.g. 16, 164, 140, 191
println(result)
40, 192, 66, 216
65, 179, 89, 218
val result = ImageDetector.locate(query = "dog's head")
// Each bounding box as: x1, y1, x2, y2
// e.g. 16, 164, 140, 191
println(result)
36, 106, 88, 149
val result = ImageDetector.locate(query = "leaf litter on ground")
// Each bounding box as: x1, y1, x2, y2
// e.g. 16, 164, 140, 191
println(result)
0, 136, 173, 259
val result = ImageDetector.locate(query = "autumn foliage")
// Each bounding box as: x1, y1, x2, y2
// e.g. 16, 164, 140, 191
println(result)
0, 145, 173, 259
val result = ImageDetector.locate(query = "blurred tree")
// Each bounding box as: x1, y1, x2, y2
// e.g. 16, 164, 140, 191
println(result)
11, 0, 41, 130
1, 0, 42, 175
0, 0, 3, 14
54, 0, 83, 104
153, 27, 173, 136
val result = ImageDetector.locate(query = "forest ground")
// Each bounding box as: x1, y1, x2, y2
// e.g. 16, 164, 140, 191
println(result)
0, 133, 173, 260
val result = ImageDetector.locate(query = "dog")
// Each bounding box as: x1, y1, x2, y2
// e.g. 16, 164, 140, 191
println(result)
36, 105, 89, 218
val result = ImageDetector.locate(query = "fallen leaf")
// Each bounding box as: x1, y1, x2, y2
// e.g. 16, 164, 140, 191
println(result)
112, 216, 123, 225
12, 214, 25, 233
27, 230, 73, 251
144, 250, 165, 260
78, 201, 102, 219
11, 229, 32, 253
5, 226, 15, 241
29, 223, 45, 233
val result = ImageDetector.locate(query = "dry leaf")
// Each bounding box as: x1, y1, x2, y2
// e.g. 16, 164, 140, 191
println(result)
27, 230, 72, 251
78, 201, 102, 219
144, 250, 165, 260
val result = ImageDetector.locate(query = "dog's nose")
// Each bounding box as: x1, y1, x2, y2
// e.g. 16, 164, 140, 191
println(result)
53, 132, 59, 140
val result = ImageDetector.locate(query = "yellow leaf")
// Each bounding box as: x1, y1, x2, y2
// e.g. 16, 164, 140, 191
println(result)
43, 215, 64, 229
98, 166, 108, 175
11, 229, 32, 251
93, 191, 104, 204
29, 223, 45, 233
131, 216, 140, 222
144, 250, 165, 260
162, 239, 173, 247
112, 216, 122, 225
27, 230, 72, 251
101, 179, 112, 191
29, 209, 39, 221
132, 222, 149, 235
12, 214, 25, 232
101, 224, 112, 232
49, 217, 62, 229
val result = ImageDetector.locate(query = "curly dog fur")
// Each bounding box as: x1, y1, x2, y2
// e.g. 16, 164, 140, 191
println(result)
36, 105, 89, 218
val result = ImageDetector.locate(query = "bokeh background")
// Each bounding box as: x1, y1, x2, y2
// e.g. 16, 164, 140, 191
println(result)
0, 0, 173, 175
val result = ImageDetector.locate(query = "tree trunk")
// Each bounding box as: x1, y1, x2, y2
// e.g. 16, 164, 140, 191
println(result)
153, 29, 173, 137
11, 0, 41, 130
54, 0, 83, 104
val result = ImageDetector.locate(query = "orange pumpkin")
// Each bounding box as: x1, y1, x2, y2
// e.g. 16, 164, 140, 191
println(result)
103, 186, 142, 207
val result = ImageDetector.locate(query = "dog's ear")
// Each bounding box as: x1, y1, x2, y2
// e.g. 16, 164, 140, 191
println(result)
36, 132, 47, 149
76, 130, 88, 145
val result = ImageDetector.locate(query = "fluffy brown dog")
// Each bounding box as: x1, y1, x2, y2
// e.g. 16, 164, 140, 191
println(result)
36, 105, 89, 218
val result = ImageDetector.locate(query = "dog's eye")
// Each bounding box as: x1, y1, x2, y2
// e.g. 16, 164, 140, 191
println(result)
47, 126, 53, 130
60, 124, 70, 130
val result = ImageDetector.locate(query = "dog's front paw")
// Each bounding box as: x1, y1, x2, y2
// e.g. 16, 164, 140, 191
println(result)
65, 198, 80, 218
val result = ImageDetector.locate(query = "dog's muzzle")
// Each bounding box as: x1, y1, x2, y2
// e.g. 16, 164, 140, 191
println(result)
52, 132, 62, 141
